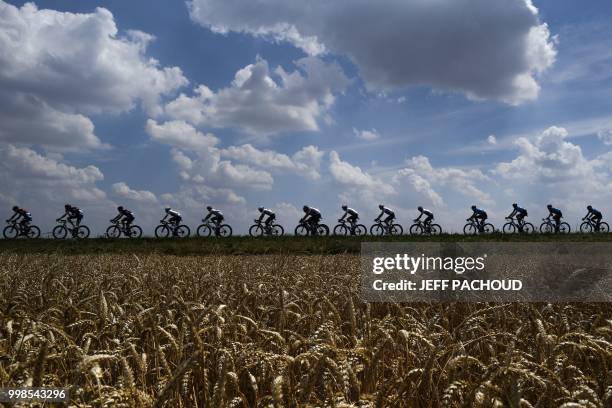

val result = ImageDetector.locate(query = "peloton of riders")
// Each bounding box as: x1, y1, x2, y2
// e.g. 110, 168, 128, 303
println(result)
4, 203, 608, 235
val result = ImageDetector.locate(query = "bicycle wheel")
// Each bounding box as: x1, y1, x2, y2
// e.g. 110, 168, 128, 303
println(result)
295, 224, 309, 236
409, 224, 422, 235
539, 222, 553, 234
218, 224, 232, 237
502, 222, 515, 234
176, 225, 190, 238
271, 224, 284, 237
333, 224, 349, 236
155, 225, 170, 238
76, 225, 90, 239
481, 223, 495, 234
316, 224, 329, 236
370, 224, 385, 236
3, 225, 18, 239
27, 225, 41, 239
106, 225, 121, 238
390, 224, 403, 235
353, 224, 367, 236
463, 223, 477, 235
53, 225, 68, 239
197, 224, 211, 237
430, 224, 442, 235
249, 224, 264, 237
559, 222, 571, 234
579, 221, 592, 233
521, 223, 534, 234
129, 225, 143, 238
598, 222, 610, 233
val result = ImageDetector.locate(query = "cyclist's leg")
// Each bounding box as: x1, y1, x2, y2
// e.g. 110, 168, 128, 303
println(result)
593, 215, 602, 230
516, 214, 524, 230
383, 214, 393, 227
554, 215, 561, 231
424, 215, 433, 227
265, 215, 274, 232
348, 215, 357, 231
215, 216, 224, 230
312, 215, 321, 234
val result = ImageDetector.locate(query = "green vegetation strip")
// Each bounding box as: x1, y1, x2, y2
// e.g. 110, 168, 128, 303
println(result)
1, 233, 611, 255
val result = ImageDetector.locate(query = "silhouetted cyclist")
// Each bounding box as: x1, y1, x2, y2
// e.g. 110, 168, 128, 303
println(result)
507, 203, 527, 228
414, 206, 433, 226
375, 204, 395, 226
467, 205, 488, 230
7, 206, 32, 229
584, 205, 602, 231
301, 205, 321, 232
339, 205, 359, 226
257, 207, 276, 228
203, 206, 224, 228
111, 206, 134, 228
162, 207, 182, 227
57, 204, 83, 226
546, 204, 562, 231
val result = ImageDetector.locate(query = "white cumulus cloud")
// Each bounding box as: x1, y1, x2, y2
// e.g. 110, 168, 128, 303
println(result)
112, 182, 158, 203
164, 56, 349, 136
0, 1, 187, 150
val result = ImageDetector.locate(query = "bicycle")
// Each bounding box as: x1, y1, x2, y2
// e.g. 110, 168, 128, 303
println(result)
3, 220, 40, 239
409, 219, 441, 235
295, 219, 330, 236
155, 220, 190, 238
106, 220, 143, 238
370, 219, 403, 236
196, 220, 233, 237
539, 218, 570, 234
333, 218, 367, 236
249, 219, 284, 237
463, 218, 495, 235
502, 217, 534, 234
579, 217, 610, 233
53, 219, 90, 239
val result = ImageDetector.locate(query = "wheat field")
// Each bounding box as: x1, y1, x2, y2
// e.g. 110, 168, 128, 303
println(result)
0, 253, 610, 407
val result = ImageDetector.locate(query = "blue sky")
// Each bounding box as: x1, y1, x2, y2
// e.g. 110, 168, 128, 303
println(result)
1, 0, 611, 235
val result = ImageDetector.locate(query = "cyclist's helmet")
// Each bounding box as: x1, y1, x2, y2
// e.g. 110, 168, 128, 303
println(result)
587, 205, 593, 210
341, 204, 347, 210
471, 205, 477, 210
117, 206, 124, 211
378, 204, 384, 209
417, 206, 423, 211
206, 206, 212, 211
547, 204, 552, 209
512, 203, 517, 208
12, 205, 18, 211
258, 207, 264, 212
65, 203, 71, 210
303, 205, 310, 212
164, 207, 171, 212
